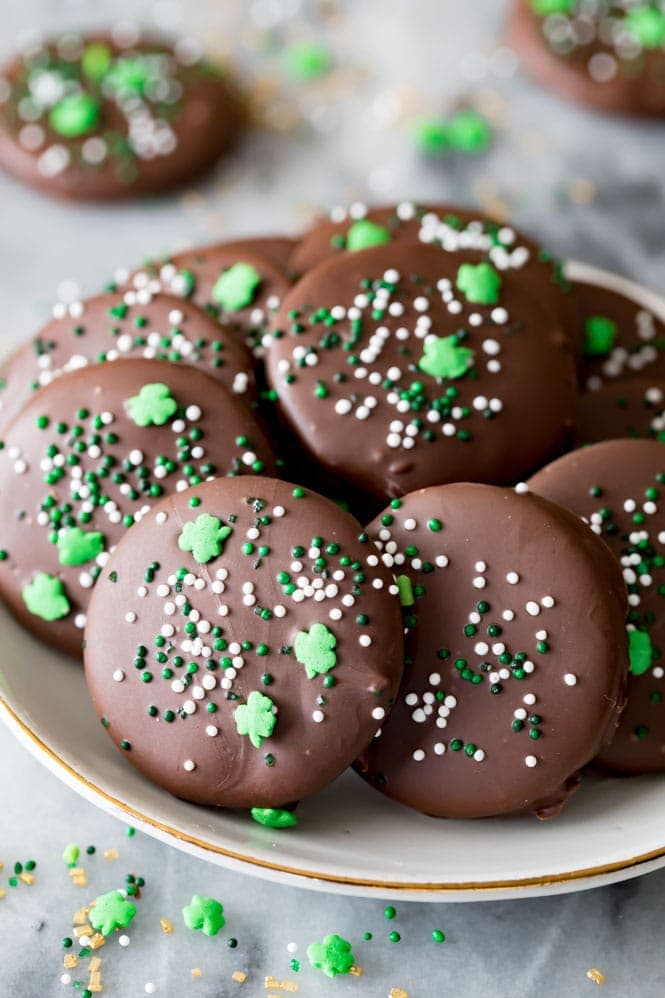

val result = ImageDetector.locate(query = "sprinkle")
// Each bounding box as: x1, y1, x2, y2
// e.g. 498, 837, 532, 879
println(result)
564, 673, 577, 686
525, 755, 538, 768
232, 971, 248, 983
586, 968, 606, 985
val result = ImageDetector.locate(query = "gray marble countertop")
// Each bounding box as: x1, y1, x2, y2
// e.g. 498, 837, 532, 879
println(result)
1, 0, 664, 995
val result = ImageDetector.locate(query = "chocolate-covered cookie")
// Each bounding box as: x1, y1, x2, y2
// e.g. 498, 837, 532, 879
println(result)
266, 243, 577, 500
575, 377, 665, 446
125, 243, 291, 356
509, 0, 665, 118
357, 483, 628, 817
576, 280, 665, 391
0, 359, 275, 658
0, 289, 256, 432
84, 477, 404, 809
290, 201, 574, 333
0, 30, 239, 200
211, 237, 298, 276
529, 439, 665, 774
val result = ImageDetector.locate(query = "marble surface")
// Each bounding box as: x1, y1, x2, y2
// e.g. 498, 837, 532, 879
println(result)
0, 0, 664, 995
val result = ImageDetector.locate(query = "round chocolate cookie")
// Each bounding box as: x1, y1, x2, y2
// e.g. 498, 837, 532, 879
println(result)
0, 289, 256, 432
576, 280, 665, 391
0, 29, 239, 200
125, 243, 291, 356
211, 237, 299, 277
84, 476, 404, 809
575, 377, 665, 446
508, 0, 665, 118
290, 200, 574, 334
265, 243, 577, 500
0, 358, 275, 658
529, 439, 665, 774
357, 483, 628, 818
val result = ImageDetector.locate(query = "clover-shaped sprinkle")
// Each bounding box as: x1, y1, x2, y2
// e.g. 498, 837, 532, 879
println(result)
294, 622, 337, 679
182, 894, 225, 936
345, 219, 391, 252
629, 629, 653, 676
22, 573, 70, 621
211, 262, 261, 311
178, 513, 232, 563
49, 92, 100, 138
419, 335, 474, 380
89, 890, 137, 936
456, 262, 502, 305
126, 383, 178, 427
234, 691, 277, 748
57, 527, 105, 566
624, 6, 665, 49
307, 933, 355, 978
584, 315, 617, 358
250, 807, 298, 829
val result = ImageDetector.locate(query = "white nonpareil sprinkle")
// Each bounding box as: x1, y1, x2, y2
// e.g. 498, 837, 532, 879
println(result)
564, 673, 577, 686
525, 755, 538, 768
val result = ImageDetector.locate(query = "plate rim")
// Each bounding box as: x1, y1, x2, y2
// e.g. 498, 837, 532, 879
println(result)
2, 258, 665, 900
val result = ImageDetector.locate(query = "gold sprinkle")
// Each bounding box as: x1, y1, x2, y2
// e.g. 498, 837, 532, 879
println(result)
232, 970, 248, 983
160, 918, 174, 934
0, 860, 4, 871
89, 933, 106, 950
349, 965, 364, 977
0, 888, 6, 899
586, 968, 606, 985
63, 954, 78, 970
88, 971, 102, 986
89, 957, 102, 973
73, 908, 90, 925
264, 978, 298, 992
103, 848, 118, 861
19, 872, 35, 885
88, 987, 103, 995
389, 989, 409, 998
74, 924, 93, 938
191, 968, 202, 978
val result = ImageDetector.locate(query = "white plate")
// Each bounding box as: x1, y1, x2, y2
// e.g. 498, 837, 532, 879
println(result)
2, 261, 665, 903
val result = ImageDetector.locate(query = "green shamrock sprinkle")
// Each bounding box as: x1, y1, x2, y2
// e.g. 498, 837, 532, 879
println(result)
126, 383, 178, 427
106, 56, 151, 95
584, 315, 618, 357
81, 43, 112, 81
89, 890, 137, 936
49, 93, 100, 138
182, 894, 225, 936
234, 691, 277, 748
57, 527, 105, 567
528, 0, 574, 15
294, 622, 337, 678
456, 262, 502, 305
346, 220, 392, 252
419, 336, 474, 379
624, 6, 665, 49
629, 629, 653, 676
61, 843, 80, 866
445, 109, 492, 154
211, 263, 261, 311
396, 574, 414, 607
250, 807, 298, 829
307, 933, 355, 978
283, 41, 333, 80
22, 573, 70, 621
178, 514, 232, 563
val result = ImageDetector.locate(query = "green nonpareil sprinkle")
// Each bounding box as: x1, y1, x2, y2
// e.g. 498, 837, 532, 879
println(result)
283, 41, 333, 81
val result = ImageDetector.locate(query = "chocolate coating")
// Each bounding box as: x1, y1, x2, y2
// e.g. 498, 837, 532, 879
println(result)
358, 483, 628, 817
126, 243, 291, 356
0, 359, 275, 658
0, 31, 239, 200
266, 242, 577, 500
575, 377, 665, 446
529, 439, 665, 774
84, 476, 404, 809
213, 237, 299, 276
575, 280, 665, 391
290, 201, 574, 334
0, 290, 257, 432
508, 0, 665, 118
